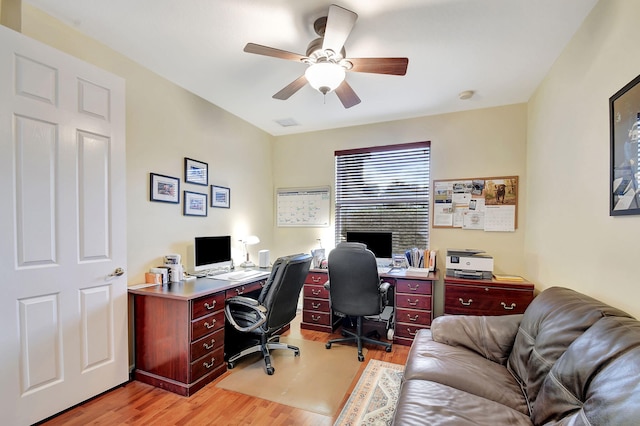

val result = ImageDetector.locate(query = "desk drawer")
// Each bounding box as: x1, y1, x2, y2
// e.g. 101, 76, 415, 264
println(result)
395, 323, 430, 340
396, 294, 431, 310
304, 284, 329, 299
306, 272, 328, 285
302, 310, 332, 326
191, 328, 224, 362
396, 279, 432, 295
445, 284, 532, 315
192, 292, 225, 320
191, 346, 224, 382
303, 298, 330, 313
226, 279, 266, 298
395, 308, 431, 327
191, 310, 225, 341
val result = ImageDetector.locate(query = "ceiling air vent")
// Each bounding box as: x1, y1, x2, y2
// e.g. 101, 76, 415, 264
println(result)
275, 118, 299, 127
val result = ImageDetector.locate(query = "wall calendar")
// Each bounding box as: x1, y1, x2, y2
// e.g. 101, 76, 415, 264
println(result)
276, 186, 330, 227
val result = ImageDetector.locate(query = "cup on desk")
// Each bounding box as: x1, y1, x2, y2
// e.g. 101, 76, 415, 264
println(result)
168, 264, 183, 282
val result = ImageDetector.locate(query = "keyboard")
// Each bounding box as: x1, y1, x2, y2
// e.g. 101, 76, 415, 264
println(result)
215, 270, 268, 281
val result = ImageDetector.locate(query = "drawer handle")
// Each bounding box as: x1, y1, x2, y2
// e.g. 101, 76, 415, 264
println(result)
407, 283, 420, 291
459, 298, 473, 306
311, 314, 321, 322
407, 328, 417, 336
312, 276, 322, 283
204, 319, 216, 329
204, 301, 216, 310
407, 298, 419, 306
203, 358, 216, 369
501, 302, 516, 310
235, 286, 245, 295
312, 302, 321, 309
407, 314, 420, 322
311, 289, 322, 296
203, 339, 216, 350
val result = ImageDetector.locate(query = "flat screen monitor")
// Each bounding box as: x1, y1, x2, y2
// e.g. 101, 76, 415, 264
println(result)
193, 236, 232, 272
346, 231, 393, 259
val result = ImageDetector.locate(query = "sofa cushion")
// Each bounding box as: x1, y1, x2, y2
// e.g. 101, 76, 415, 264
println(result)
404, 329, 529, 415
532, 316, 640, 424
507, 287, 632, 411
392, 380, 532, 426
431, 314, 522, 365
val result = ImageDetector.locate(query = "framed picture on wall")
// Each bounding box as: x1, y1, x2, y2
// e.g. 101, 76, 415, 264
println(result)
184, 191, 208, 216
150, 173, 180, 203
184, 157, 208, 186
210, 185, 230, 208
610, 73, 640, 216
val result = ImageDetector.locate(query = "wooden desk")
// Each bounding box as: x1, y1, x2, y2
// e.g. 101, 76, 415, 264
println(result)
301, 268, 439, 346
128, 276, 267, 396
443, 276, 534, 316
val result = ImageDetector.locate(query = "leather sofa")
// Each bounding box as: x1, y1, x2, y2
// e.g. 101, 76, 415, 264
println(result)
392, 286, 640, 425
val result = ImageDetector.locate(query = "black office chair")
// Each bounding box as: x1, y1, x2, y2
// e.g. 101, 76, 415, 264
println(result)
325, 242, 392, 361
224, 253, 312, 375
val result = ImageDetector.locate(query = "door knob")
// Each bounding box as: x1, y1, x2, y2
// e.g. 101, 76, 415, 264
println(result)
109, 267, 125, 277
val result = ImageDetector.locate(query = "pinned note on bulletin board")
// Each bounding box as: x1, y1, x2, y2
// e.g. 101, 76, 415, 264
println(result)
276, 186, 330, 227
432, 176, 518, 232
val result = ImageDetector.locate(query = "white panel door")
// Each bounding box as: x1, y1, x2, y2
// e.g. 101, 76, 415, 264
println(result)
0, 25, 127, 425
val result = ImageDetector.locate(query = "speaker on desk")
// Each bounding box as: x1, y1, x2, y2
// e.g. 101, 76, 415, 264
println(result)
259, 250, 270, 268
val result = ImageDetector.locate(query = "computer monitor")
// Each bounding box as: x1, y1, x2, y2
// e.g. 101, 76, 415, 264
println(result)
192, 236, 232, 272
346, 231, 393, 259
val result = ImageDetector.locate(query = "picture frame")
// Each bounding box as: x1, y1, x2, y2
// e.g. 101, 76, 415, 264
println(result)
183, 191, 208, 216
184, 157, 208, 186
210, 185, 230, 208
150, 173, 180, 204
610, 73, 640, 216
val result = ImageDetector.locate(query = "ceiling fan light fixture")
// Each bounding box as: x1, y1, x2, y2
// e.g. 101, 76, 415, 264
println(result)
305, 62, 345, 95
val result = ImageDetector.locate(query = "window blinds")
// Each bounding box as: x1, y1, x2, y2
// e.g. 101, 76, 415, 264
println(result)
335, 142, 431, 253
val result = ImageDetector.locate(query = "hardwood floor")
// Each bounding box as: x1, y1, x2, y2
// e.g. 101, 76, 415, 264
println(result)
40, 315, 410, 426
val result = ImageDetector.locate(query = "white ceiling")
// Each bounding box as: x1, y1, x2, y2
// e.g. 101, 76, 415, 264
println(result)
25, 0, 598, 136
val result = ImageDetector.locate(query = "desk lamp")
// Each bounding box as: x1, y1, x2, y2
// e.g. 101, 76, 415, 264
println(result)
239, 235, 260, 268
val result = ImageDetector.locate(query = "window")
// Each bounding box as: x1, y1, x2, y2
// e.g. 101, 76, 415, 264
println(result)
335, 142, 431, 254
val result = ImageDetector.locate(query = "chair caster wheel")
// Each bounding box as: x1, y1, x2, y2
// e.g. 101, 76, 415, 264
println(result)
294, 349, 300, 356
326, 342, 332, 349
385, 346, 392, 352
227, 362, 235, 369
358, 354, 365, 362
266, 367, 275, 375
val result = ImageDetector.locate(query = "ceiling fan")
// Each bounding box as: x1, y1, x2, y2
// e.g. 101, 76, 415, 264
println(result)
243, 4, 409, 108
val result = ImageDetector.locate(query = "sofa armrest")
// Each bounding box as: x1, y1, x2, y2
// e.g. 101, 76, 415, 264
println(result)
431, 314, 523, 365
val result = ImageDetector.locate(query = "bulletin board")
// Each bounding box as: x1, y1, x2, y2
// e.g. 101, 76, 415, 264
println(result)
432, 176, 518, 231
276, 186, 331, 227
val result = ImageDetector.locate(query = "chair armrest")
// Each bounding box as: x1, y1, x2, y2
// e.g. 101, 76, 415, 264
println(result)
379, 280, 391, 294
224, 296, 267, 332
323, 280, 330, 290
226, 295, 265, 311
431, 314, 523, 365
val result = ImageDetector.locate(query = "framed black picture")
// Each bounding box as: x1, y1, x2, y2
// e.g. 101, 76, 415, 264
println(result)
184, 157, 208, 186
184, 191, 208, 216
150, 173, 180, 204
610, 73, 640, 215
211, 185, 230, 208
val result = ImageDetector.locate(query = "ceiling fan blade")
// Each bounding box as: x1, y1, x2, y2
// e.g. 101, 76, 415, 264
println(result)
244, 43, 306, 62
273, 75, 308, 100
334, 80, 361, 109
322, 5, 358, 54
348, 57, 409, 75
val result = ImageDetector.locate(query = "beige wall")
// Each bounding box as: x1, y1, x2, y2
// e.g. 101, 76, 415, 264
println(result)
526, 0, 640, 318
22, 5, 276, 286
274, 104, 528, 315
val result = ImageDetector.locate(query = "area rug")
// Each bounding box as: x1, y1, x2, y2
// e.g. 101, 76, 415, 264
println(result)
334, 359, 405, 426
216, 336, 366, 416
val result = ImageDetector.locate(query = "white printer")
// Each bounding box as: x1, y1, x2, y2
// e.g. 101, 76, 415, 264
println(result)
445, 248, 493, 280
